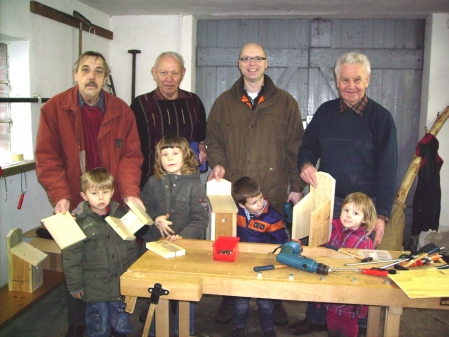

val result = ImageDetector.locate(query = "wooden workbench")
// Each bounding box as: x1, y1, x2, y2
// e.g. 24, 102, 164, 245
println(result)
121, 240, 449, 337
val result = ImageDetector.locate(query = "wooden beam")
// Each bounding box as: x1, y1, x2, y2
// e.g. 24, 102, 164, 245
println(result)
197, 48, 309, 67
310, 48, 423, 69
30, 1, 113, 40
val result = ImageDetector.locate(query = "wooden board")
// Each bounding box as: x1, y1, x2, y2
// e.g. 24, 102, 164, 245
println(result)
146, 241, 186, 258
105, 216, 135, 241
388, 269, 449, 299
126, 200, 154, 225
292, 193, 313, 240
207, 195, 238, 213
292, 172, 335, 245
212, 213, 237, 239
207, 179, 237, 213
11, 241, 47, 267
120, 211, 146, 234
6, 228, 22, 291
309, 200, 331, 247
41, 212, 86, 250
207, 178, 232, 195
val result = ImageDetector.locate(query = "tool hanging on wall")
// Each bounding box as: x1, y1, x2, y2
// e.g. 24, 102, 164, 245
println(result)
73, 10, 92, 56
17, 169, 27, 209
128, 49, 141, 101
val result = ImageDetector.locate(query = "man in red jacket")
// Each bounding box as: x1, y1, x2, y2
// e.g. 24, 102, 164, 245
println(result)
35, 51, 144, 337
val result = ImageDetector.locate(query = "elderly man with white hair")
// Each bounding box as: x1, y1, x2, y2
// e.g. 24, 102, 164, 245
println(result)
293, 51, 398, 336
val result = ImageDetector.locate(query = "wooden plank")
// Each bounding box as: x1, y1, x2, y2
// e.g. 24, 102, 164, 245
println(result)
197, 47, 308, 67
127, 200, 153, 225
388, 268, 449, 299
207, 20, 218, 47
105, 216, 135, 241
196, 20, 207, 47
7, 228, 22, 291
178, 301, 190, 337
146, 241, 186, 258
155, 300, 169, 337
124, 295, 137, 314
384, 20, 396, 48
206, 66, 217, 114
278, 20, 290, 48
10, 255, 32, 292
276, 67, 298, 90
292, 193, 313, 240
41, 212, 86, 250
309, 48, 423, 69
373, 19, 385, 48
362, 19, 374, 49
213, 213, 236, 239
247, 20, 259, 43
207, 178, 232, 196
307, 68, 321, 116
309, 200, 331, 247
311, 20, 331, 48
297, 68, 309, 117
367, 306, 381, 337
292, 172, 335, 243
11, 241, 47, 267
29, 1, 112, 40
331, 19, 342, 48
216, 67, 228, 98
208, 195, 238, 213
384, 306, 402, 337
258, 19, 269, 47
395, 20, 407, 49
217, 20, 229, 47
237, 20, 249, 46
298, 19, 311, 48
268, 19, 280, 48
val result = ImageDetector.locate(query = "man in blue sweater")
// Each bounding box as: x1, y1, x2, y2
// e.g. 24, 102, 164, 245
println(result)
292, 51, 398, 336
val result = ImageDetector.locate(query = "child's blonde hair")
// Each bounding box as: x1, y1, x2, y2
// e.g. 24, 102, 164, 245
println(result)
342, 192, 377, 232
80, 167, 114, 193
154, 135, 198, 178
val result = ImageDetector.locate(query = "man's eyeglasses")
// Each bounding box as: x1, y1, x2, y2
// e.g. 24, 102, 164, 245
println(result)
239, 56, 267, 63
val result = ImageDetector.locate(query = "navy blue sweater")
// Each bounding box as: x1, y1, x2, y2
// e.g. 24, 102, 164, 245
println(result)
297, 98, 398, 218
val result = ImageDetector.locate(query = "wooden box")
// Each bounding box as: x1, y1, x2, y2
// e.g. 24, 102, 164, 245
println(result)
206, 179, 238, 240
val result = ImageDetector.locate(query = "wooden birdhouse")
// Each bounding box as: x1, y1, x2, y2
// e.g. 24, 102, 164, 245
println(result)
7, 228, 48, 293
207, 179, 238, 240
292, 172, 336, 246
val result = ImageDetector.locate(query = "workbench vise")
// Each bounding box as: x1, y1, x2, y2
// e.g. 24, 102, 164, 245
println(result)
276, 241, 331, 275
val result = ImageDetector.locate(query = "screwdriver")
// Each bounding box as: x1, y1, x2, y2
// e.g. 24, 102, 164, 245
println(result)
330, 267, 393, 276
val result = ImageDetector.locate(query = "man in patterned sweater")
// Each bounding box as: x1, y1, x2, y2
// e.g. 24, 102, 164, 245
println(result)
130, 51, 207, 188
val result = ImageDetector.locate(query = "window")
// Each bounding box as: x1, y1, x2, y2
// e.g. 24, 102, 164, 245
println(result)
0, 43, 10, 153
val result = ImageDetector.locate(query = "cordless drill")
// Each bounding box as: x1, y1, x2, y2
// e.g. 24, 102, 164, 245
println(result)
275, 241, 331, 275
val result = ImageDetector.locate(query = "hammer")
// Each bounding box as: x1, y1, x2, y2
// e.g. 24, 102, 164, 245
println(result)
128, 49, 141, 101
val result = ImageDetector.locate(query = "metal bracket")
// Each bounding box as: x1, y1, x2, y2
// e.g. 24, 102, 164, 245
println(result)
148, 283, 169, 304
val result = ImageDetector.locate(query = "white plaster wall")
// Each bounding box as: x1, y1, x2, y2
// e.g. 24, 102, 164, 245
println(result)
0, 0, 110, 286
418, 13, 449, 244
110, 15, 196, 105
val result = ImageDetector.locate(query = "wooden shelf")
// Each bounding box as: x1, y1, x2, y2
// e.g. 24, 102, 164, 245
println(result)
0, 270, 65, 329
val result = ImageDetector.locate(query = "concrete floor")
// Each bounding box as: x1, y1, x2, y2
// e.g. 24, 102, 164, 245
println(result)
1, 283, 448, 337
